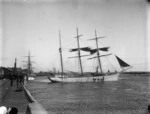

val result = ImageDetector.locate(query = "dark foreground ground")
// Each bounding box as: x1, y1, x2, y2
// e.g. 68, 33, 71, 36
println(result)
0, 79, 28, 114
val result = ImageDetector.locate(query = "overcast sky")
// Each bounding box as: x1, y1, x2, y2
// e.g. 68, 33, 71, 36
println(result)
0, 0, 148, 72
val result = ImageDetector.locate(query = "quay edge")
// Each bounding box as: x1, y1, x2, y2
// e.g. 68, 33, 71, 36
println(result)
23, 85, 49, 114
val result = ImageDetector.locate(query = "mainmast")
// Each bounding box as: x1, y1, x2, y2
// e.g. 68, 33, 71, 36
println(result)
69, 28, 90, 76
59, 30, 64, 77
76, 28, 83, 76
95, 30, 103, 73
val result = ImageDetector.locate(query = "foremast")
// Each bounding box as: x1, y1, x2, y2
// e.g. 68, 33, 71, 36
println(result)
59, 30, 64, 77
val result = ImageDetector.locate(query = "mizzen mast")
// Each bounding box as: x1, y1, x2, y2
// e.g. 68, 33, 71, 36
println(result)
89, 30, 106, 73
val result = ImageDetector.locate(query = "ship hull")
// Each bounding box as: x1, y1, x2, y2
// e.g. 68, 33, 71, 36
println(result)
48, 73, 119, 83
28, 77, 35, 80
25, 74, 36, 81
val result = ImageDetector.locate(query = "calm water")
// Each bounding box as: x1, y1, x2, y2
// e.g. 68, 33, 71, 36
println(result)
27, 74, 150, 114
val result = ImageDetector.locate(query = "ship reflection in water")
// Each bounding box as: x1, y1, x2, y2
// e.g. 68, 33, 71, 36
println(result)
27, 74, 150, 114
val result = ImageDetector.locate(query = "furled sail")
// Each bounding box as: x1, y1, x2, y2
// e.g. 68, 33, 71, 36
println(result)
88, 53, 112, 59
70, 47, 91, 52
115, 55, 130, 68
90, 47, 110, 54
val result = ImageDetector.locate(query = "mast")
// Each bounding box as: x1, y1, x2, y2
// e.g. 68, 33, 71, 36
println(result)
59, 30, 64, 77
23, 51, 34, 81
28, 51, 31, 74
88, 30, 106, 73
95, 30, 103, 73
76, 28, 83, 76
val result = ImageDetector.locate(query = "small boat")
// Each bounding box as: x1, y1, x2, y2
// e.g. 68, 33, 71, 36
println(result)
48, 29, 131, 83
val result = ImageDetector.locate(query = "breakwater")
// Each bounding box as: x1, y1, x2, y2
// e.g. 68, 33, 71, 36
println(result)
121, 72, 150, 76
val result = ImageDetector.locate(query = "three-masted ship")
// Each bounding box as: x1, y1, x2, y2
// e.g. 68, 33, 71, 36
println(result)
24, 52, 36, 81
48, 28, 131, 83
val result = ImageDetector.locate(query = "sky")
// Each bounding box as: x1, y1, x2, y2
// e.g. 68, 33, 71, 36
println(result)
0, 0, 148, 72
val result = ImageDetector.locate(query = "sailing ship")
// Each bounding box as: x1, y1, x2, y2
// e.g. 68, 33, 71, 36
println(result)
48, 28, 131, 83
24, 52, 36, 81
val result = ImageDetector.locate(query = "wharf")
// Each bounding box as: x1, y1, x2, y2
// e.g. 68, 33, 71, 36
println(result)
0, 79, 49, 114
0, 79, 28, 114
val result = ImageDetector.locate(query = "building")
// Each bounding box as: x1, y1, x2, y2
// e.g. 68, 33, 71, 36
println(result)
0, 67, 12, 79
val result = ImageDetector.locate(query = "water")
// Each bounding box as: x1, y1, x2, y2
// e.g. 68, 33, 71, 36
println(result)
27, 74, 150, 114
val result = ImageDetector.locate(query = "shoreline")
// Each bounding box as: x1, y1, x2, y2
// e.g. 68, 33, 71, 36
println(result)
35, 71, 150, 77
